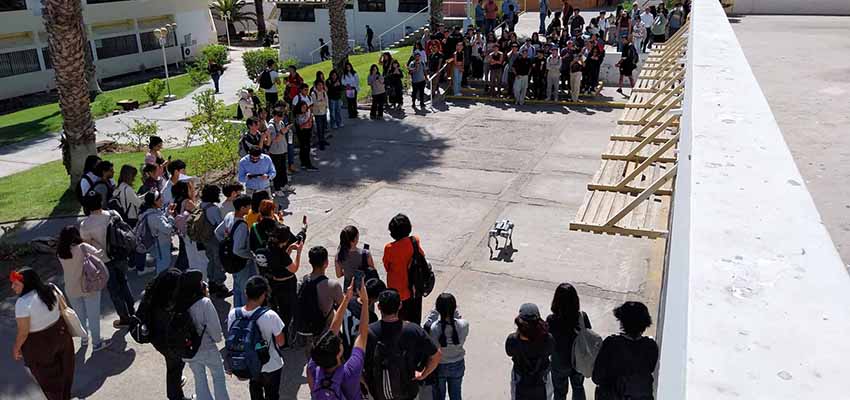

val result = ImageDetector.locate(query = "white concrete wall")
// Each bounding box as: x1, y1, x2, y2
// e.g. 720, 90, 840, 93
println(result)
656, 0, 850, 399
277, 1, 428, 64
0, 0, 217, 100
731, 0, 850, 15
211, 1, 277, 35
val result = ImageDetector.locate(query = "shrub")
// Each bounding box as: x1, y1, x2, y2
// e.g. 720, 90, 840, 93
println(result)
109, 118, 160, 152
91, 94, 115, 117
201, 44, 229, 66
188, 89, 242, 179
187, 62, 209, 87
144, 79, 166, 105
242, 48, 281, 81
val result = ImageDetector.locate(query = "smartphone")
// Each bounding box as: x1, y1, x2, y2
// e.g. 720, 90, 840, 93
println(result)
353, 270, 364, 291
302, 215, 307, 225
363, 243, 370, 251
167, 155, 172, 161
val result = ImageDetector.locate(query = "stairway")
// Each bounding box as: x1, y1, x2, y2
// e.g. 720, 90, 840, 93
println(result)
386, 24, 429, 49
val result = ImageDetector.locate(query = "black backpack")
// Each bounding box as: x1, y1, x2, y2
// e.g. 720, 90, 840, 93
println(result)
514, 352, 550, 399
294, 275, 329, 336
407, 237, 435, 298
75, 174, 96, 204
219, 220, 248, 273
367, 323, 417, 400
161, 306, 205, 359
106, 214, 137, 261
259, 70, 274, 90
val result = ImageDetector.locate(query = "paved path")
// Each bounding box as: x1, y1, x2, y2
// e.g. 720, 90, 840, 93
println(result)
0, 96, 661, 399
0, 47, 253, 178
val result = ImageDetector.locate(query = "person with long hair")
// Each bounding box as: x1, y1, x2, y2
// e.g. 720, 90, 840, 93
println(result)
137, 190, 176, 274
547, 283, 591, 400
199, 184, 231, 298
254, 223, 303, 347
294, 101, 319, 171
249, 199, 281, 252
11, 267, 74, 400
386, 59, 404, 110
113, 165, 143, 226
173, 180, 209, 275
57, 225, 112, 354
367, 64, 386, 120
428, 293, 469, 400
592, 302, 658, 400
505, 303, 555, 400
326, 69, 345, 129
334, 225, 375, 288
179, 269, 230, 400
342, 62, 360, 118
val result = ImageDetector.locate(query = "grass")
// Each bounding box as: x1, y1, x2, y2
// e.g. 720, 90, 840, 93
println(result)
0, 73, 200, 147
296, 46, 413, 100
0, 146, 207, 223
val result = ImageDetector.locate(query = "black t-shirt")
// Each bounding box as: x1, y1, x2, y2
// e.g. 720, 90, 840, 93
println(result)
428, 53, 443, 73
254, 245, 294, 280
513, 57, 532, 76
505, 332, 555, 398
365, 320, 438, 381
327, 78, 343, 100
570, 15, 585, 31
546, 312, 591, 363
592, 335, 659, 393
340, 299, 379, 359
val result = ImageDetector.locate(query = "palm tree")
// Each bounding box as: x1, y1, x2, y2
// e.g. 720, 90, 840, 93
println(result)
327, 0, 350, 73
42, 0, 96, 185
430, 0, 444, 30
211, 0, 257, 40
253, 0, 267, 43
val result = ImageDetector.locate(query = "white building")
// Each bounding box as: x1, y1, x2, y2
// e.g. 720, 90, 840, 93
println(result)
276, 0, 429, 64
0, 0, 218, 101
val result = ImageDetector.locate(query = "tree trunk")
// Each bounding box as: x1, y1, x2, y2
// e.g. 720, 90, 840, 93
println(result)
430, 0, 444, 30
80, 21, 102, 96
254, 0, 267, 42
228, 21, 238, 40
327, 0, 350, 73
43, 0, 97, 186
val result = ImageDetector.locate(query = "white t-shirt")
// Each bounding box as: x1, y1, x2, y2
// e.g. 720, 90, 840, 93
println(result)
266, 70, 280, 93
227, 306, 285, 373
15, 290, 61, 332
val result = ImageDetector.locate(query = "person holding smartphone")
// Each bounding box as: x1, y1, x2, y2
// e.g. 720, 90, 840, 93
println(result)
335, 225, 377, 289
237, 148, 276, 197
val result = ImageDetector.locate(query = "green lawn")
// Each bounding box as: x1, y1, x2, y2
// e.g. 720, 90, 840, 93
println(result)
0, 146, 206, 223
296, 46, 413, 100
0, 73, 199, 147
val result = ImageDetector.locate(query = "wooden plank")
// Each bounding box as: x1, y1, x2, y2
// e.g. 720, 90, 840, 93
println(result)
604, 165, 678, 228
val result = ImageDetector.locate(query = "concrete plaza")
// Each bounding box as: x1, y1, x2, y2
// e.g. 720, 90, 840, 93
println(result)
0, 99, 660, 399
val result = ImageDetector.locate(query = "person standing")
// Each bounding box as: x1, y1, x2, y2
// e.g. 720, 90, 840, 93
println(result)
483, 0, 498, 35
382, 213, 426, 324
294, 102, 319, 171
11, 267, 75, 400
475, 0, 485, 32
486, 44, 505, 97
539, 0, 549, 34
367, 65, 386, 120
450, 42, 466, 96
56, 226, 112, 354
545, 48, 562, 101
79, 192, 136, 328
568, 9, 585, 38
667, 2, 685, 37
319, 38, 331, 61
137, 191, 176, 274
505, 303, 555, 400
326, 70, 344, 129
547, 283, 590, 400
173, 181, 209, 275
640, 8, 654, 52
428, 293, 469, 400
334, 225, 376, 288
180, 270, 230, 400
254, 223, 302, 345
342, 62, 360, 119
199, 185, 232, 298
207, 59, 223, 94
631, 17, 647, 55
284, 65, 304, 105
214, 194, 254, 307
366, 25, 375, 52
238, 148, 277, 196
259, 60, 281, 111
386, 60, 404, 110
650, 7, 667, 44
408, 52, 428, 108
616, 37, 639, 95
267, 110, 292, 196
592, 302, 658, 400
311, 80, 330, 150
569, 54, 583, 102
295, 246, 344, 346
512, 48, 531, 105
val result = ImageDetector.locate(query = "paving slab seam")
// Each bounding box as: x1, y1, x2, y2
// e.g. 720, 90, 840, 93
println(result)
466, 265, 647, 301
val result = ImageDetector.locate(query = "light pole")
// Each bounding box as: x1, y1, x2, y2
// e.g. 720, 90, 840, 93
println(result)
155, 23, 177, 102
223, 13, 232, 48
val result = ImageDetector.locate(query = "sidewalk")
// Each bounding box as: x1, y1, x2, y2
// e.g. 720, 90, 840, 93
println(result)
0, 47, 252, 178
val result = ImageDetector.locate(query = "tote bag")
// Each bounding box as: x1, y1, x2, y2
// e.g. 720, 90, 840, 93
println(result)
52, 285, 86, 337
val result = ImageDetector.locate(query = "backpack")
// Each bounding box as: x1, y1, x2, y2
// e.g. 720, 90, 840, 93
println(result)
174, 210, 190, 237
360, 249, 380, 282
80, 245, 110, 293
572, 311, 602, 377
310, 368, 345, 400
295, 275, 329, 336
106, 214, 137, 261
162, 305, 206, 359
225, 307, 272, 380
107, 194, 130, 222
75, 174, 104, 204
259, 70, 274, 90
134, 212, 157, 254
513, 349, 550, 399
406, 237, 435, 298
219, 219, 248, 273
186, 204, 215, 243
367, 323, 417, 400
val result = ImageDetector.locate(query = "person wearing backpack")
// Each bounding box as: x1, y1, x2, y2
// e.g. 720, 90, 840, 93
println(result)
505, 303, 555, 400
214, 194, 254, 307
306, 279, 371, 400
178, 269, 230, 400
80, 192, 136, 329
137, 190, 177, 274
173, 180, 209, 275
296, 246, 343, 350
57, 225, 112, 354
226, 276, 286, 400
258, 59, 280, 111
136, 268, 192, 400
364, 289, 442, 400
89, 160, 116, 211
162, 159, 187, 207
198, 185, 232, 298
77, 155, 102, 212
592, 302, 658, 400
382, 214, 427, 324
547, 283, 591, 400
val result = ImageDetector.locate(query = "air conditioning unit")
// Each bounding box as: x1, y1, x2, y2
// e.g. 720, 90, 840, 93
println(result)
181, 45, 199, 61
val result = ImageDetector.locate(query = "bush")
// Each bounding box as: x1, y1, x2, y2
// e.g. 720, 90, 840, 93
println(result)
91, 94, 115, 117
188, 89, 242, 179
187, 62, 209, 87
201, 44, 229, 66
242, 48, 282, 81
109, 118, 160, 152
144, 79, 166, 105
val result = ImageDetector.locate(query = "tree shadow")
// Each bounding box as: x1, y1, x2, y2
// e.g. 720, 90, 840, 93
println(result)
279, 344, 309, 400
0, 110, 62, 151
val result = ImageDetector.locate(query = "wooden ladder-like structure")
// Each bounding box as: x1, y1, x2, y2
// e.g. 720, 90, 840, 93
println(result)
570, 22, 689, 239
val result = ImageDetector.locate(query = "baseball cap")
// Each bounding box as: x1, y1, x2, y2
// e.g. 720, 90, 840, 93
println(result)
518, 303, 541, 321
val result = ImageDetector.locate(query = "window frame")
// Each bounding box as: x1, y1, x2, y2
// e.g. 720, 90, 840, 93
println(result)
397, 0, 426, 13
357, 0, 385, 12
94, 33, 140, 60
139, 29, 177, 52
0, 0, 27, 12
278, 5, 317, 22
0, 48, 41, 78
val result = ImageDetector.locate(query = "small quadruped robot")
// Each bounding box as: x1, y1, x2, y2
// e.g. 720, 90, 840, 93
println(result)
487, 219, 514, 259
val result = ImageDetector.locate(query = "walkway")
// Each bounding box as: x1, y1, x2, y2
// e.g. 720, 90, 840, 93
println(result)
0, 47, 253, 178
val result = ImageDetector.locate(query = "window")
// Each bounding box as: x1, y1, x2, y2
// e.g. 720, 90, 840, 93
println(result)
398, 0, 426, 13
279, 5, 316, 22
0, 0, 26, 12
358, 0, 385, 12
140, 30, 177, 52
0, 48, 40, 77
41, 47, 51, 70
95, 34, 139, 59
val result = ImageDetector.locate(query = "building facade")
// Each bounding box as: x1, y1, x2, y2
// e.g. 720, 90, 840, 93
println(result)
0, 0, 217, 101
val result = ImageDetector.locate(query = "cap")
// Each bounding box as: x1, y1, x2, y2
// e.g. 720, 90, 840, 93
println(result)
518, 303, 541, 321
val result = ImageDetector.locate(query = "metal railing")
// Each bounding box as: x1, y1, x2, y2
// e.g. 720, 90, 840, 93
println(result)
308, 39, 356, 64
378, 6, 429, 50
428, 61, 451, 107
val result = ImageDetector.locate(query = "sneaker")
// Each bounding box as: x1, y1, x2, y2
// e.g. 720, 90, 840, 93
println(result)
80, 336, 89, 347
616, 88, 624, 94
92, 339, 112, 353
113, 319, 131, 329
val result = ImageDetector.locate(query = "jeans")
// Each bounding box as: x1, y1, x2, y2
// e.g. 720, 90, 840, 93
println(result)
513, 75, 529, 104
204, 238, 225, 285
328, 98, 343, 128
265, 92, 278, 113
452, 68, 463, 95
211, 73, 221, 93
315, 114, 328, 145
412, 80, 427, 105
163, 352, 187, 400
551, 356, 586, 400
132, 250, 146, 272
434, 359, 465, 400
539, 13, 547, 34
286, 144, 295, 167
249, 367, 282, 400
232, 260, 257, 308
546, 73, 560, 100
370, 93, 386, 119
296, 127, 314, 168
187, 348, 230, 400
269, 153, 288, 190
346, 94, 358, 118
106, 260, 135, 322
68, 292, 102, 346
633, 37, 643, 55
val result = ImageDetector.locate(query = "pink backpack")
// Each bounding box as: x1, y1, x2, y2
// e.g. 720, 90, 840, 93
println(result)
81, 245, 110, 293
